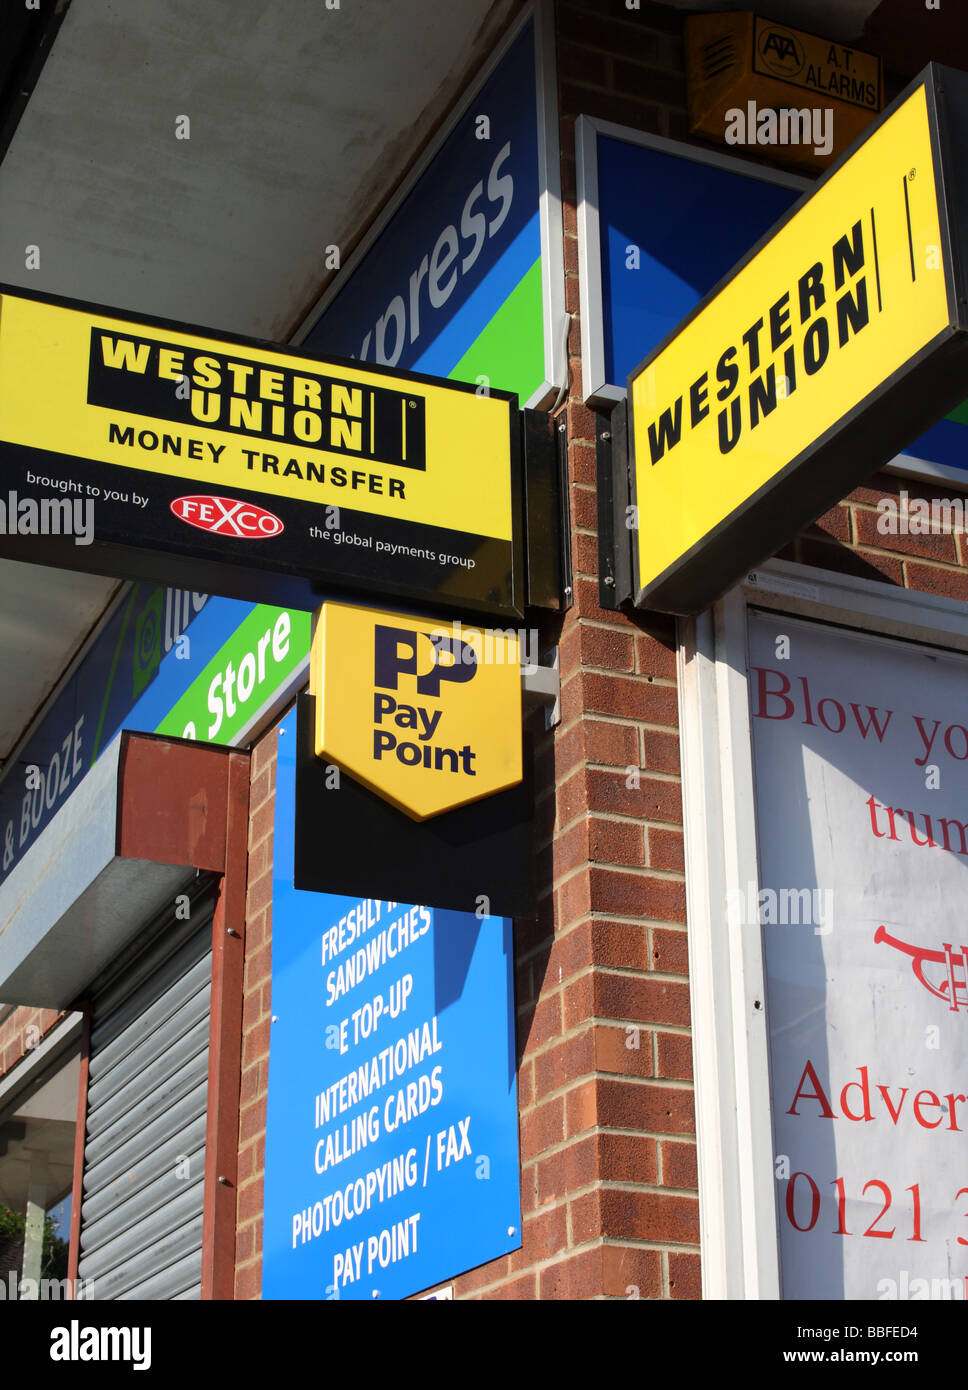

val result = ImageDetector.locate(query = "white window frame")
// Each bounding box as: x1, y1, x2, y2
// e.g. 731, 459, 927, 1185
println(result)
677, 557, 968, 1299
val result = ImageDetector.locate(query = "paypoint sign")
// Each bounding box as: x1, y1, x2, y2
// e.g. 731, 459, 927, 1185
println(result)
310, 602, 522, 820
628, 65, 968, 615
0, 287, 522, 616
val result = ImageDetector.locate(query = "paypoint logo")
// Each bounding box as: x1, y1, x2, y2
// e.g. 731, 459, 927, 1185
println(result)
373, 626, 477, 773
311, 601, 522, 820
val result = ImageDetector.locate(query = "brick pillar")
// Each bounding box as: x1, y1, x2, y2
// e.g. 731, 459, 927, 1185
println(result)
445, 0, 701, 1300
234, 725, 277, 1300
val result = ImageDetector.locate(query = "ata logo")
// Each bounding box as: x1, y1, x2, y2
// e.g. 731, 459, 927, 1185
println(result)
875, 925, 968, 1012
757, 26, 805, 78
311, 602, 522, 819
171, 495, 284, 538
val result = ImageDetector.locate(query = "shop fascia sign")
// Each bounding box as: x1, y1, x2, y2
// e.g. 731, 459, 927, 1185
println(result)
615, 64, 968, 616
0, 286, 528, 618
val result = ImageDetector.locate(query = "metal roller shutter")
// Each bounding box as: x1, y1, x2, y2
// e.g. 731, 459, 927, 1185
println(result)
76, 880, 216, 1301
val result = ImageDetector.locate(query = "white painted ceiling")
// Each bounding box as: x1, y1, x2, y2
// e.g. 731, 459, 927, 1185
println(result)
0, 0, 518, 339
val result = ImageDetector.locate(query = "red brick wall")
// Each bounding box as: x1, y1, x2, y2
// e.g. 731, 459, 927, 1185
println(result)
781, 478, 968, 600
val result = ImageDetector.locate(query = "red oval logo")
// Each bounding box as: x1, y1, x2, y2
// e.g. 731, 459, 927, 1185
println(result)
170, 495, 284, 539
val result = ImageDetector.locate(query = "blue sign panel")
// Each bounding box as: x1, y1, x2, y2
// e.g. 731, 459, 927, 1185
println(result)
597, 136, 800, 390
262, 721, 521, 1300
592, 132, 968, 475
303, 18, 547, 403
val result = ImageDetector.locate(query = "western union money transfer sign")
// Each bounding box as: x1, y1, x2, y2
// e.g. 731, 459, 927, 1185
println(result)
311, 601, 522, 820
0, 287, 522, 616
628, 64, 968, 615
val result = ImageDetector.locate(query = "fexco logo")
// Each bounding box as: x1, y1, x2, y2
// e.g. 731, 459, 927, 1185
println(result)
311, 601, 522, 819
171, 494, 284, 538
758, 26, 806, 78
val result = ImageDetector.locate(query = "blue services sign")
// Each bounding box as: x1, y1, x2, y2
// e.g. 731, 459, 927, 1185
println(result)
589, 131, 968, 475
262, 721, 521, 1300
303, 18, 548, 404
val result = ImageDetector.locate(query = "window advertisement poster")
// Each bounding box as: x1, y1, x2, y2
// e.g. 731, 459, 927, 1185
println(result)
578, 123, 968, 485
262, 720, 521, 1300
748, 609, 968, 1300
299, 13, 561, 408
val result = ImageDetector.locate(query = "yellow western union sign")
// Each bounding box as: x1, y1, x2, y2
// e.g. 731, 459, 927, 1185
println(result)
628, 68, 968, 615
310, 602, 522, 820
0, 288, 521, 614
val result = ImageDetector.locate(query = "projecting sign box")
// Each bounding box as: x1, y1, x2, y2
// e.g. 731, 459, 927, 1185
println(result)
311, 601, 522, 821
627, 64, 968, 616
0, 286, 524, 618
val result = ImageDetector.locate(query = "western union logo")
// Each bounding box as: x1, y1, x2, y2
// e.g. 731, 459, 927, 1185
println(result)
628, 73, 960, 616
645, 219, 871, 465
311, 602, 522, 820
0, 291, 516, 542
88, 330, 426, 469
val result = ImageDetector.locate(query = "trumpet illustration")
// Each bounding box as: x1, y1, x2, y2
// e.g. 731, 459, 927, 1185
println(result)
875, 925, 968, 1012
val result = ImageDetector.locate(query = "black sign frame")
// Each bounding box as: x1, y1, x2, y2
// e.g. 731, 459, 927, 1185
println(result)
0, 283, 529, 620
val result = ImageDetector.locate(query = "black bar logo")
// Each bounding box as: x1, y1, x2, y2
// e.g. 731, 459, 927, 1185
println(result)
87, 330, 427, 470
